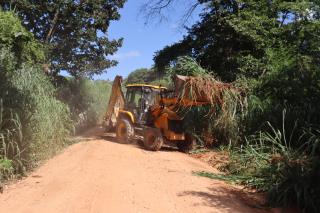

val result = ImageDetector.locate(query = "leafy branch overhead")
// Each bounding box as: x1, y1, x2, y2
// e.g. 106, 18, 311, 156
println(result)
154, 0, 320, 82
1, 0, 126, 77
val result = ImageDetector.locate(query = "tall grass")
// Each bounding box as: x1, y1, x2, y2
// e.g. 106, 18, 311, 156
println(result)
0, 103, 23, 181
6, 65, 73, 166
0, 63, 73, 178
0, 11, 112, 182
223, 115, 320, 212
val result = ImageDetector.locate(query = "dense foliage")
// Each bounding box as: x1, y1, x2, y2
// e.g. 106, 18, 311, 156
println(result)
0, 11, 112, 182
0, 0, 121, 186
125, 68, 170, 87
152, 0, 320, 211
224, 122, 320, 212
1, 0, 126, 77
126, 68, 157, 84
0, 11, 72, 180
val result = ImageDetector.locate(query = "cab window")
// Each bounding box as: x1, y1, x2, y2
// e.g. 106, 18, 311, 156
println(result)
125, 87, 142, 108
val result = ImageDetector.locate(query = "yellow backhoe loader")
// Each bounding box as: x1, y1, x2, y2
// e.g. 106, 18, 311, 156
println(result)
103, 75, 211, 152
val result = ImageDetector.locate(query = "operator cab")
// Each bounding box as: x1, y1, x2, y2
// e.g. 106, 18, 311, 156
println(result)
125, 84, 167, 124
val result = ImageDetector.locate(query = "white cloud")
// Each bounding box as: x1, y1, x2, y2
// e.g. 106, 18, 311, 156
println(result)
110, 51, 141, 60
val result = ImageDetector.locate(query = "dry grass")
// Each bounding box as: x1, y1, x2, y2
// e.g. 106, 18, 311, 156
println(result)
173, 74, 247, 145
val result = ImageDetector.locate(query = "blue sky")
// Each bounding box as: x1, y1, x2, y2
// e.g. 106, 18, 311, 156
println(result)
94, 0, 201, 80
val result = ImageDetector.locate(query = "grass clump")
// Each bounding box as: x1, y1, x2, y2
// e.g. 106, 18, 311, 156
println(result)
227, 123, 320, 212
196, 118, 320, 213
0, 108, 21, 181
193, 171, 248, 185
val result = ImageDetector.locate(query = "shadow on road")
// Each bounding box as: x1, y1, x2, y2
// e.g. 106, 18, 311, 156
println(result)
100, 133, 179, 152
80, 126, 181, 153
178, 186, 269, 213
99, 133, 118, 143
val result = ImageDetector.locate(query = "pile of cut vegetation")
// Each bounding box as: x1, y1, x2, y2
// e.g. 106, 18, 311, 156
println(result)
169, 56, 246, 146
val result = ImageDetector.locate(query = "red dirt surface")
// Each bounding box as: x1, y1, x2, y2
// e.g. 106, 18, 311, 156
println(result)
190, 150, 229, 171
0, 127, 271, 213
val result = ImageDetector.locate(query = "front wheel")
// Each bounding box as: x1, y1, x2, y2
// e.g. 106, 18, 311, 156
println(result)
143, 128, 163, 151
177, 133, 195, 153
116, 119, 134, 143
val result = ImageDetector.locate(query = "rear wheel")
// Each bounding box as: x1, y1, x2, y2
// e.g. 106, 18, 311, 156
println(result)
143, 128, 163, 151
116, 119, 134, 143
177, 133, 195, 153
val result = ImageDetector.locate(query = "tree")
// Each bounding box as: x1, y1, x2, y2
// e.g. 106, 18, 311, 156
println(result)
154, 1, 320, 81
153, 0, 320, 128
126, 68, 157, 84
125, 68, 170, 86
154, 0, 275, 81
1, 0, 126, 77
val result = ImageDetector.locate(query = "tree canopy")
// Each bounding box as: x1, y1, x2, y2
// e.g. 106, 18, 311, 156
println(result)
126, 68, 156, 84
154, 0, 320, 81
151, 0, 320, 144
1, 0, 126, 77
125, 68, 171, 87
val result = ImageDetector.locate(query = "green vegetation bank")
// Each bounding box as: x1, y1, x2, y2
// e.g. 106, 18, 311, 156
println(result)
149, 1, 320, 212
0, 10, 113, 183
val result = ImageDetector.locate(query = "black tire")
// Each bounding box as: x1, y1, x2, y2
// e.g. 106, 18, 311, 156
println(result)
116, 119, 135, 143
143, 128, 163, 151
177, 133, 195, 153
104, 119, 113, 132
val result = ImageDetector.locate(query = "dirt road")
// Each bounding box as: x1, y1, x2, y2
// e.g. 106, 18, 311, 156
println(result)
0, 127, 267, 213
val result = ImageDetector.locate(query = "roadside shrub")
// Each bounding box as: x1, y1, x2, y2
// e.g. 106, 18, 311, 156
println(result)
224, 119, 320, 212
57, 78, 112, 132
0, 11, 72, 180
0, 51, 73, 169
14, 66, 72, 164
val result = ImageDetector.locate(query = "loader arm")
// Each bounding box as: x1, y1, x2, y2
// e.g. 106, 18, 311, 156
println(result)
104, 76, 125, 129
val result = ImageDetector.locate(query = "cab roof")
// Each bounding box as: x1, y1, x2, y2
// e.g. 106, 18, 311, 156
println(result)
126, 84, 167, 90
